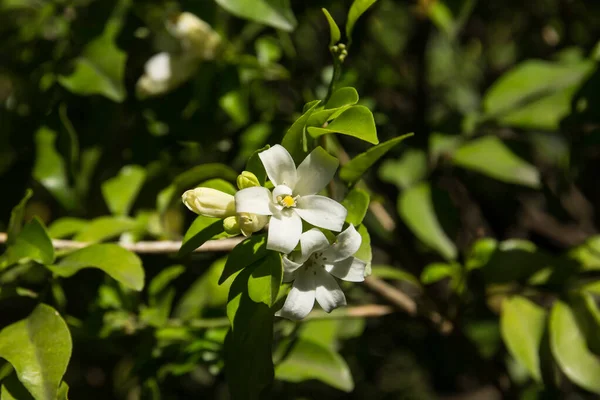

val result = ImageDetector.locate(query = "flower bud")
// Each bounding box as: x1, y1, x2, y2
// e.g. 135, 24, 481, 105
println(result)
237, 171, 260, 190
223, 216, 241, 235
181, 188, 236, 218
238, 212, 268, 236
169, 12, 222, 60
136, 52, 200, 98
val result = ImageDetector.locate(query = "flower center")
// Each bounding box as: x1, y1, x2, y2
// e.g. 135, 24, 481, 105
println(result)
277, 195, 297, 208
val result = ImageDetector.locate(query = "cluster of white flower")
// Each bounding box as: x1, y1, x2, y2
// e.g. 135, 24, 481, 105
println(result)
182, 145, 366, 320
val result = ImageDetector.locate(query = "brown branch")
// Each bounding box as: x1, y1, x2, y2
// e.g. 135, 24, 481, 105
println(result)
0, 232, 243, 253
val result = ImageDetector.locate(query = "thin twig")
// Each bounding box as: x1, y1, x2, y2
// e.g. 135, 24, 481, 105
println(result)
364, 276, 417, 315
0, 232, 243, 253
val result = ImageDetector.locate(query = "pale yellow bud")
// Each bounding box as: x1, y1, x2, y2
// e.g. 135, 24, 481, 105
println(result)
236, 171, 260, 190
223, 216, 241, 235
181, 188, 236, 218
169, 12, 222, 60
238, 212, 268, 236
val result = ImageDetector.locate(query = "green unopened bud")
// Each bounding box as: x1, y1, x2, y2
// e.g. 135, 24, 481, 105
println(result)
237, 171, 260, 190
338, 43, 346, 50
238, 212, 268, 236
223, 216, 241, 235
181, 187, 236, 218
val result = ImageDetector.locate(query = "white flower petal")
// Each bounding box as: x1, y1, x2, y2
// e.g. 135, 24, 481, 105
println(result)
283, 256, 303, 275
275, 271, 315, 320
325, 257, 366, 282
267, 209, 302, 254
145, 52, 171, 81
258, 145, 297, 187
314, 268, 346, 313
272, 184, 293, 203
298, 228, 330, 263
294, 147, 339, 196
235, 187, 273, 215
322, 225, 362, 263
295, 195, 347, 231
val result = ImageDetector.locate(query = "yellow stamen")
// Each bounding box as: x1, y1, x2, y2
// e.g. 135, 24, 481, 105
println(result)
282, 195, 295, 207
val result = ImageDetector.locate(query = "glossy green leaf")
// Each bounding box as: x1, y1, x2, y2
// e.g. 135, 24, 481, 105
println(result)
6, 189, 32, 245
340, 133, 413, 183
550, 301, 600, 394
48, 217, 87, 239
101, 165, 146, 216
1, 374, 35, 400
378, 149, 427, 189
370, 265, 421, 288
346, 0, 378, 39
281, 100, 321, 163
0, 304, 72, 400
452, 136, 540, 188
178, 216, 224, 257
33, 127, 75, 210
225, 266, 274, 399
307, 105, 379, 144
354, 224, 372, 276
58, 24, 126, 102
1, 218, 54, 268
483, 60, 593, 130
501, 296, 546, 382
341, 188, 370, 226
397, 183, 457, 260
276, 339, 354, 392
322, 8, 340, 46
325, 87, 359, 109
50, 244, 145, 291
569, 236, 600, 270
73, 216, 138, 243
246, 145, 270, 185
420, 262, 460, 285
219, 234, 268, 284
248, 252, 282, 307
215, 0, 297, 31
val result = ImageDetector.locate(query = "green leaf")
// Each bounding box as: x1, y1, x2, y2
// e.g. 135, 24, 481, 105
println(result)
569, 236, 600, 270
420, 262, 460, 285
148, 265, 185, 305
1, 218, 55, 268
340, 133, 413, 183
0, 304, 72, 400
275, 339, 354, 392
215, 0, 297, 31
73, 216, 138, 243
1, 374, 35, 400
307, 105, 379, 144
58, 25, 127, 102
326, 87, 359, 109
225, 266, 274, 399
219, 234, 268, 284
322, 8, 340, 46
452, 136, 540, 188
281, 100, 321, 163
7, 189, 33, 245
198, 179, 237, 195
101, 165, 146, 216
346, 0, 378, 39
246, 145, 270, 186
48, 217, 87, 239
33, 127, 76, 210
483, 60, 593, 130
397, 183, 457, 260
550, 301, 600, 394
341, 188, 370, 226
50, 244, 145, 291
354, 224, 372, 276
248, 252, 282, 307
178, 216, 224, 257
378, 149, 427, 189
501, 296, 546, 382
370, 265, 421, 288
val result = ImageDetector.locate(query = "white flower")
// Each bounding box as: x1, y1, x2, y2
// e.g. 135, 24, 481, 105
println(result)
276, 226, 366, 320
136, 52, 200, 98
234, 145, 347, 254
168, 12, 222, 60
182, 187, 236, 218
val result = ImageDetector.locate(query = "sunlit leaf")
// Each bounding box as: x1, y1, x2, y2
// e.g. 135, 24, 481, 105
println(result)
452, 136, 540, 188
101, 165, 146, 216
501, 296, 546, 382
219, 234, 268, 284
73, 216, 138, 243
346, 0, 378, 39
281, 100, 321, 163
48, 217, 87, 239
341, 188, 370, 226
397, 183, 457, 260
569, 236, 600, 270
378, 149, 427, 189
370, 265, 421, 288
307, 105, 379, 144
550, 301, 600, 394
178, 216, 224, 257
7, 189, 33, 245
248, 252, 282, 307
50, 244, 145, 291
420, 262, 460, 285
340, 133, 413, 183
1, 218, 54, 268
276, 339, 354, 392
0, 304, 72, 400
33, 127, 75, 210
322, 8, 340, 46
354, 224, 372, 276
246, 145, 270, 186
325, 87, 359, 109
215, 0, 297, 31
